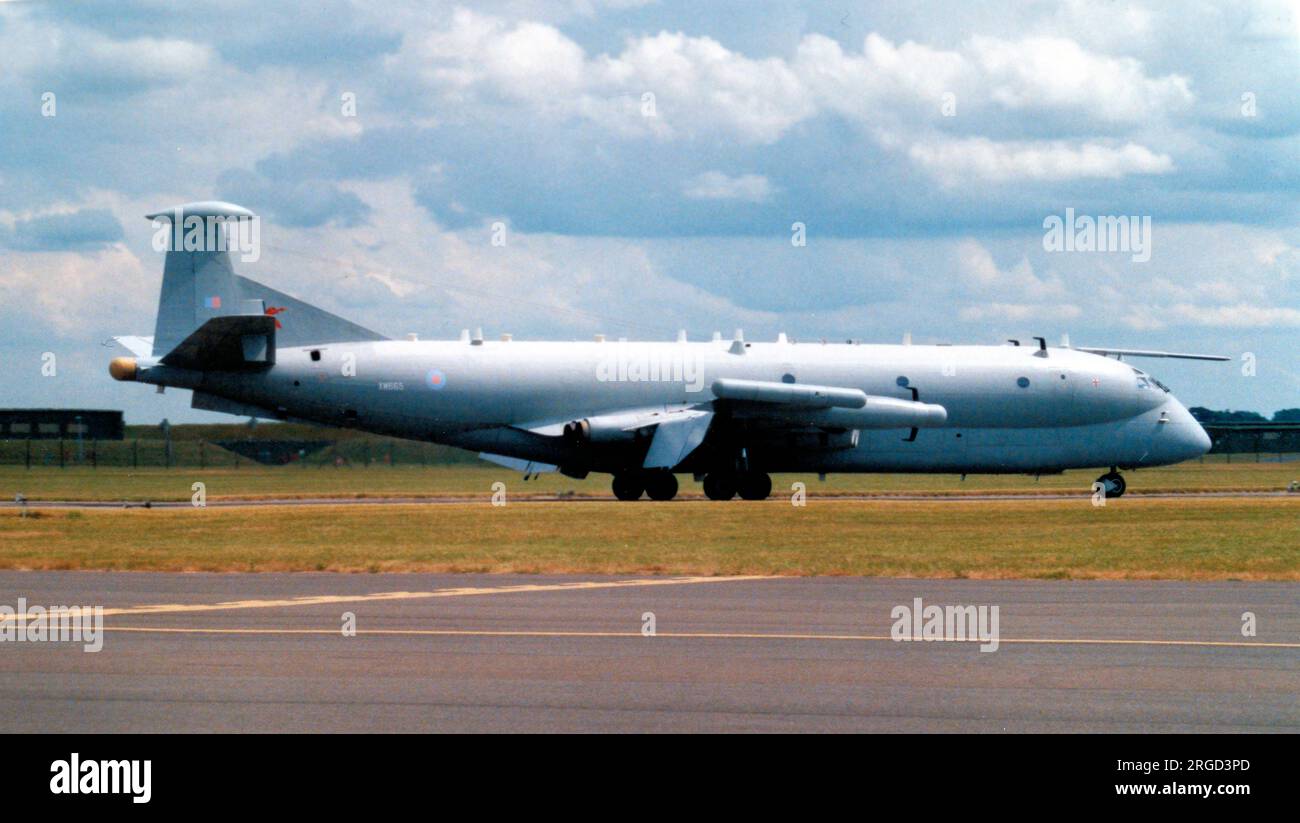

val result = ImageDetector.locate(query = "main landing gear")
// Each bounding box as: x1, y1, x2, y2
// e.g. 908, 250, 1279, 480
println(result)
611, 471, 679, 501
644, 472, 679, 501
702, 470, 772, 501
610, 469, 772, 501
1095, 468, 1126, 498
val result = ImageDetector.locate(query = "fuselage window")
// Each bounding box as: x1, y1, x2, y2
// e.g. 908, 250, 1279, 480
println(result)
1016, 376, 1030, 388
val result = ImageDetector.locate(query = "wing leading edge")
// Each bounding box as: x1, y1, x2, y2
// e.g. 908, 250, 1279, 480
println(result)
1074, 346, 1229, 361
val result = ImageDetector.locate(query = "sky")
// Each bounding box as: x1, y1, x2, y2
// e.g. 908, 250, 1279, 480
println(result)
1, 0, 1297, 423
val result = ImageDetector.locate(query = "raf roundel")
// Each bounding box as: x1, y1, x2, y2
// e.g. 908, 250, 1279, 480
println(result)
426, 369, 447, 391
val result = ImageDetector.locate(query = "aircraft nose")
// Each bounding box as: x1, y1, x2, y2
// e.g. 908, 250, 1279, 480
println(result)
1189, 419, 1212, 456
1163, 400, 1212, 461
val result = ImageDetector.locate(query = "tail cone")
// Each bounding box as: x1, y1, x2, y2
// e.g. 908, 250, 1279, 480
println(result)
109, 357, 137, 381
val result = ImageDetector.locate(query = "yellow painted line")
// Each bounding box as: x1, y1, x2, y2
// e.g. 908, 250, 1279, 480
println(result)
0, 575, 771, 623
95, 626, 1300, 649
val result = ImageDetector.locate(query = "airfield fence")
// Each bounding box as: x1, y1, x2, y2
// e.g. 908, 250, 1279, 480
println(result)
0, 435, 482, 469
2, 422, 1298, 469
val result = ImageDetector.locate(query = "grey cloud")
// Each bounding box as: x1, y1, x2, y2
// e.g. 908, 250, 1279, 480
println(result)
0, 209, 124, 252
216, 169, 371, 229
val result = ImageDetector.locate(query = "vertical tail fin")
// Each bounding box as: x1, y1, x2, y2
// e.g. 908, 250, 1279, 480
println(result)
148, 202, 257, 354
145, 202, 386, 355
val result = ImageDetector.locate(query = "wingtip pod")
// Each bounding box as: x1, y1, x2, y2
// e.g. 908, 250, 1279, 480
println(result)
108, 357, 137, 381
144, 201, 255, 222
711, 377, 867, 409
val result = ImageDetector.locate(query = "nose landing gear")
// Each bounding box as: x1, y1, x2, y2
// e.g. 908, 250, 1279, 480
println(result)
1095, 469, 1127, 498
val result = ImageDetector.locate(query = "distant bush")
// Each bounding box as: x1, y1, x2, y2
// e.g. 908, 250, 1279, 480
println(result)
0, 420, 483, 468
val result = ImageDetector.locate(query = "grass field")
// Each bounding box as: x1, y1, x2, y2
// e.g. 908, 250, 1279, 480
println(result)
2, 462, 1296, 579
1, 496, 1297, 580
1, 459, 1297, 502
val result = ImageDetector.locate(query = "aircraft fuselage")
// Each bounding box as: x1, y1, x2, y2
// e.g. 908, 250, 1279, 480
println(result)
131, 338, 1212, 476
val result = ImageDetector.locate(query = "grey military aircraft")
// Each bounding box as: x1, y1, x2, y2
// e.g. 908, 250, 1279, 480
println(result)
110, 202, 1223, 501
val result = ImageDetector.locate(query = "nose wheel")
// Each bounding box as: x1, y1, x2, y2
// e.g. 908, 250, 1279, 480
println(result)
1096, 470, 1126, 498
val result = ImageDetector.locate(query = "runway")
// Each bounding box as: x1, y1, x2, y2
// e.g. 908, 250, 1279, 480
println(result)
1, 572, 1296, 732
2, 489, 1291, 509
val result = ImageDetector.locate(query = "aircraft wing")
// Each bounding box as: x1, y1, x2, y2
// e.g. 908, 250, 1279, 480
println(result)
507, 382, 946, 474
642, 409, 713, 468
1073, 346, 1229, 362
478, 453, 558, 475
511, 405, 717, 471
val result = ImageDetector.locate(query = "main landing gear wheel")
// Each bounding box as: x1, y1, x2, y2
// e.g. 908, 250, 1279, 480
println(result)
1096, 471, 1126, 499
611, 473, 645, 501
737, 471, 772, 501
702, 472, 737, 501
644, 471, 679, 501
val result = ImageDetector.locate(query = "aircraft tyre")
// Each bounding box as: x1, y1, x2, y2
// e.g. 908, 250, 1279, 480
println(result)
737, 471, 772, 500
612, 473, 645, 501
644, 471, 679, 501
1096, 471, 1126, 498
702, 472, 737, 501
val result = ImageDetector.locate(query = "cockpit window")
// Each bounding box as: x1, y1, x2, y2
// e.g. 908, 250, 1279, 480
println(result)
1132, 367, 1169, 393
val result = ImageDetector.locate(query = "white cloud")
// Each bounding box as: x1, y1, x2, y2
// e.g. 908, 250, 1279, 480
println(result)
793, 33, 967, 122
0, 246, 151, 336
682, 171, 772, 202
211, 179, 775, 342
408, 11, 587, 101
388, 11, 1192, 147
969, 35, 1193, 122
958, 302, 1082, 322
0, 16, 216, 92
392, 11, 812, 142
363, 270, 423, 298
957, 239, 1003, 287
595, 31, 814, 143
1166, 302, 1300, 327
910, 138, 1175, 184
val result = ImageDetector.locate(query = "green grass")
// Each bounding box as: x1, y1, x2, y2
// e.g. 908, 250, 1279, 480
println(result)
1, 497, 1296, 579
1, 459, 1296, 502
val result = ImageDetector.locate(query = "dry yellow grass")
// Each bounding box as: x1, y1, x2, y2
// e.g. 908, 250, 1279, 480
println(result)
1, 496, 1296, 580
0, 460, 1296, 503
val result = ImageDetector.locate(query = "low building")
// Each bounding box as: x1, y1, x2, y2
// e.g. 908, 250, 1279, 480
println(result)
0, 409, 125, 441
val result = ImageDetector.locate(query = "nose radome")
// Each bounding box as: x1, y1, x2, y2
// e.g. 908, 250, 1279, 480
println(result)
1190, 419, 1212, 455
1165, 398, 1212, 461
